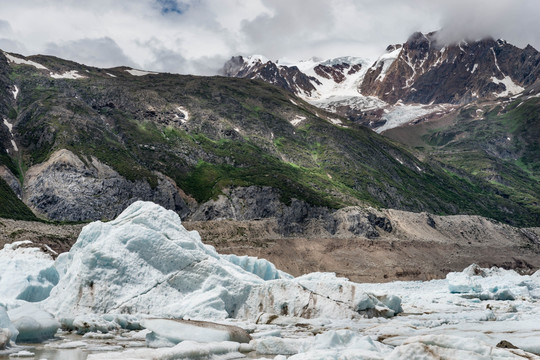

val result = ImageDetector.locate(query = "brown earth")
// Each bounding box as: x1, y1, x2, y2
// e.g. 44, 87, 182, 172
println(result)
1, 209, 539, 283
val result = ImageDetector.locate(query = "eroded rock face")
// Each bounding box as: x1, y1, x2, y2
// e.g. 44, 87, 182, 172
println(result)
190, 187, 392, 239
23, 149, 189, 222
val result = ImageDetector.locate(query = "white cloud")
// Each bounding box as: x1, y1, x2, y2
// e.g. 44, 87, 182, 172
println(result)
0, 0, 538, 75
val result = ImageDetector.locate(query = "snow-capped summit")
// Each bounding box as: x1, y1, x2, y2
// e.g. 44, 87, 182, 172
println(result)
223, 32, 540, 131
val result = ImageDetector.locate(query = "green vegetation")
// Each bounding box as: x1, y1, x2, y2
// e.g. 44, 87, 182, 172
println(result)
2, 55, 539, 225
0, 177, 36, 220
385, 97, 540, 226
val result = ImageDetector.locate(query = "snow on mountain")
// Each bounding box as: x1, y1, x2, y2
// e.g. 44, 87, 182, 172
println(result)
224, 33, 540, 132
3, 52, 48, 70
125, 69, 159, 76
50, 70, 86, 79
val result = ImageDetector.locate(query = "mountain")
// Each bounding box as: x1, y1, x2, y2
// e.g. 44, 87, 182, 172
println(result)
1, 50, 538, 226
222, 32, 540, 130
222, 32, 540, 227
361, 32, 540, 105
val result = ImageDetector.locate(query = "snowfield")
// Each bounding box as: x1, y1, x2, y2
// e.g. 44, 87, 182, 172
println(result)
0, 201, 539, 359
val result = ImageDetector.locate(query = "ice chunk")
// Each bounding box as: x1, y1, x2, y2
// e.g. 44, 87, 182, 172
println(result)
8, 350, 35, 357
222, 254, 292, 280
288, 330, 392, 359
0, 241, 58, 304
254, 337, 304, 355
86, 340, 244, 359
388, 335, 537, 360
447, 264, 537, 301
141, 318, 251, 346
8, 304, 59, 342
44, 201, 399, 330
0, 307, 18, 349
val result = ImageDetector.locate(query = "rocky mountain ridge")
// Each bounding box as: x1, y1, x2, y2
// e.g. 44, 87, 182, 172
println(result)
223, 32, 540, 130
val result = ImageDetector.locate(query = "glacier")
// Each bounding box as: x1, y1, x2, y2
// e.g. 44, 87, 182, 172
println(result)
43, 201, 398, 326
0, 201, 539, 359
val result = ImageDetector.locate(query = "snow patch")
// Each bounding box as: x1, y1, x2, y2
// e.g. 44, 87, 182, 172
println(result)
471, 63, 478, 74
105, 72, 116, 78
245, 54, 269, 68
491, 76, 524, 97
328, 117, 342, 126
4, 53, 48, 70
3, 118, 13, 133
125, 69, 158, 76
176, 106, 189, 122
50, 70, 85, 79
12, 86, 18, 99
373, 47, 401, 82
3, 119, 18, 152
290, 115, 306, 126
289, 99, 298, 106
490, 48, 503, 75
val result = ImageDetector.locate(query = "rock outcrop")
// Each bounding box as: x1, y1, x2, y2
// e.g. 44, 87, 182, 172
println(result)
23, 149, 189, 221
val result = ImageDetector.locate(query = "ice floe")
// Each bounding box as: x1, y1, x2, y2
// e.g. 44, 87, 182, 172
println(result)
1, 201, 539, 359
43, 201, 396, 329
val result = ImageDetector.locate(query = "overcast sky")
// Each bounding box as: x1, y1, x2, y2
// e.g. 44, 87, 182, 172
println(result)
0, 0, 538, 75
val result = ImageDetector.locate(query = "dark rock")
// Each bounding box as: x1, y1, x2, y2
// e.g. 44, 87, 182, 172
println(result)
426, 215, 436, 228
496, 340, 518, 349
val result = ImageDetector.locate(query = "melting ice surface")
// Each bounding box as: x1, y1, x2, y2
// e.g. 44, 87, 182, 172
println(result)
0, 201, 539, 359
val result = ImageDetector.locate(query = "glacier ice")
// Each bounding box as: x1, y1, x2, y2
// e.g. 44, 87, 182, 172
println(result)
447, 264, 539, 300
43, 201, 398, 330
0, 307, 17, 349
0, 241, 58, 304
142, 318, 251, 347
8, 303, 59, 342
2, 200, 540, 359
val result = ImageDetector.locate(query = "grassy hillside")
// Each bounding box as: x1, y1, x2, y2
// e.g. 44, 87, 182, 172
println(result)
385, 95, 540, 225
0, 177, 36, 220
1, 52, 538, 225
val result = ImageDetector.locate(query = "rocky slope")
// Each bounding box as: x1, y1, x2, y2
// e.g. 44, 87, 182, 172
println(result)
223, 33, 540, 226
1, 50, 535, 225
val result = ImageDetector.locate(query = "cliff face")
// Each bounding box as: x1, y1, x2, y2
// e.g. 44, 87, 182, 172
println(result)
23, 149, 189, 221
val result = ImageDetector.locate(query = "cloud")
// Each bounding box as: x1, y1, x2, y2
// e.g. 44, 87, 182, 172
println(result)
0, 1, 538, 75
44, 37, 138, 69
432, 0, 540, 48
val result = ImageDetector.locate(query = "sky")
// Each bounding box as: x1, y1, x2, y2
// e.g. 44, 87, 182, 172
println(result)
0, 0, 538, 75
